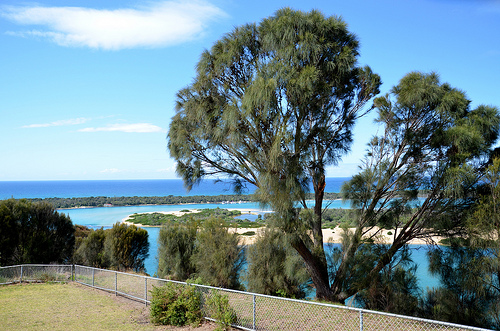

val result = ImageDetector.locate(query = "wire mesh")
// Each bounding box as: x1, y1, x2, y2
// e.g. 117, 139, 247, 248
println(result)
0, 265, 71, 284
116, 271, 146, 302
2, 264, 493, 331
361, 310, 488, 331
21, 265, 72, 282
253, 295, 360, 331
0, 265, 21, 284
74, 265, 93, 285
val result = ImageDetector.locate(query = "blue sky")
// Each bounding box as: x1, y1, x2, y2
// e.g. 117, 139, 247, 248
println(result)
1, 0, 499, 181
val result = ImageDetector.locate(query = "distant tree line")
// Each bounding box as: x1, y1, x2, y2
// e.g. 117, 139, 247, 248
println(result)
24, 192, 344, 209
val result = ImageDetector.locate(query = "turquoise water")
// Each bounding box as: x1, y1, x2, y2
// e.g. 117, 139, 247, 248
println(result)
62, 203, 440, 292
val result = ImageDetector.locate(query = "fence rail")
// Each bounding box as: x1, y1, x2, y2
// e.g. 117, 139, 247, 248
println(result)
0, 264, 492, 331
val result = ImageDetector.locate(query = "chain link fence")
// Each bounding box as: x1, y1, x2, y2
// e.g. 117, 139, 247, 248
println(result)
0, 264, 72, 284
0, 264, 492, 331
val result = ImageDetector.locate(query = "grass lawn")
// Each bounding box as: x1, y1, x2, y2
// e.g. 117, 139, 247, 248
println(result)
0, 282, 217, 331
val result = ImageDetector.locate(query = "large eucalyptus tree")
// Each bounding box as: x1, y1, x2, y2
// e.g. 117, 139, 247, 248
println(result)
168, 8, 381, 300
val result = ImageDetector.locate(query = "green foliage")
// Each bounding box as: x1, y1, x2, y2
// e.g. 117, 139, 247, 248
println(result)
25, 192, 344, 209
353, 245, 420, 315
191, 218, 244, 290
419, 245, 496, 329
335, 71, 500, 303
73, 223, 149, 272
26, 194, 253, 209
157, 221, 197, 280
167, 8, 381, 301
105, 222, 149, 272
321, 208, 354, 228
126, 208, 261, 227
156, 217, 244, 288
205, 291, 237, 331
0, 199, 74, 266
246, 228, 310, 298
74, 227, 110, 268
149, 284, 202, 327
465, 156, 500, 329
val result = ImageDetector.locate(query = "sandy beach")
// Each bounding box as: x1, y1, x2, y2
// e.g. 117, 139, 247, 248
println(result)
230, 226, 442, 245
122, 208, 443, 245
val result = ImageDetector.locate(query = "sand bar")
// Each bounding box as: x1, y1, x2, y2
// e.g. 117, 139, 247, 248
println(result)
122, 208, 443, 245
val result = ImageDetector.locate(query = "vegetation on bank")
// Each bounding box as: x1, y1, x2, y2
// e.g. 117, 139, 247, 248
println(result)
126, 208, 265, 228
126, 207, 354, 229
23, 192, 344, 209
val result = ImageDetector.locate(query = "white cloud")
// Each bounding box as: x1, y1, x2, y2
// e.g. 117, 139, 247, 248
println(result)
157, 165, 177, 173
100, 168, 123, 173
79, 123, 164, 133
22, 117, 90, 128
1, 1, 226, 50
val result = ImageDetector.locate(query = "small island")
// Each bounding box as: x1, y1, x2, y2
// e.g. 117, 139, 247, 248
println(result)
123, 207, 265, 228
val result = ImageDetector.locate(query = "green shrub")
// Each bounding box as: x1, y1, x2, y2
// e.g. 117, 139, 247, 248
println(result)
246, 228, 310, 298
150, 283, 202, 327
205, 290, 237, 331
157, 221, 197, 281
191, 217, 244, 290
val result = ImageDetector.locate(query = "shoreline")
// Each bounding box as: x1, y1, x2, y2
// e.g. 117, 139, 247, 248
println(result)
121, 208, 443, 245
58, 201, 255, 211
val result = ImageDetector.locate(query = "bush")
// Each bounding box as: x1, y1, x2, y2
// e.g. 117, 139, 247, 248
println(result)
74, 227, 110, 268
105, 222, 149, 272
150, 283, 202, 327
246, 228, 310, 298
0, 199, 75, 266
205, 290, 237, 331
191, 217, 244, 290
157, 221, 197, 280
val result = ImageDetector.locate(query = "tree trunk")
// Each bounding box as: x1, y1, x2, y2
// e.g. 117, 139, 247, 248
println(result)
291, 238, 334, 301
312, 174, 326, 246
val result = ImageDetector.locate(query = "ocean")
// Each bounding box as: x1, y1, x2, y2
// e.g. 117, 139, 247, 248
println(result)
0, 178, 440, 291
0, 177, 350, 199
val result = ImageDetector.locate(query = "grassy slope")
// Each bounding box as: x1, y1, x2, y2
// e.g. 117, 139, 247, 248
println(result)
0, 283, 161, 331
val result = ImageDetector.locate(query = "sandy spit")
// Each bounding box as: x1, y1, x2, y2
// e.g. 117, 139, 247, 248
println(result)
122, 208, 443, 245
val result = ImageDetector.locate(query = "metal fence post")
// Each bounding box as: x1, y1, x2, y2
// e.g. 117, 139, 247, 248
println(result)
253, 294, 256, 331
20, 265, 23, 283
115, 271, 117, 296
145, 277, 148, 306
359, 310, 363, 331
92, 268, 95, 287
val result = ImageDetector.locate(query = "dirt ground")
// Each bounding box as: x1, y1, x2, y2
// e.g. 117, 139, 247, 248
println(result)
73, 283, 235, 330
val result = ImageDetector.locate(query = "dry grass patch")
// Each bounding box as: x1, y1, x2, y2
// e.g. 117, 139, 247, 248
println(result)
0, 282, 219, 331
